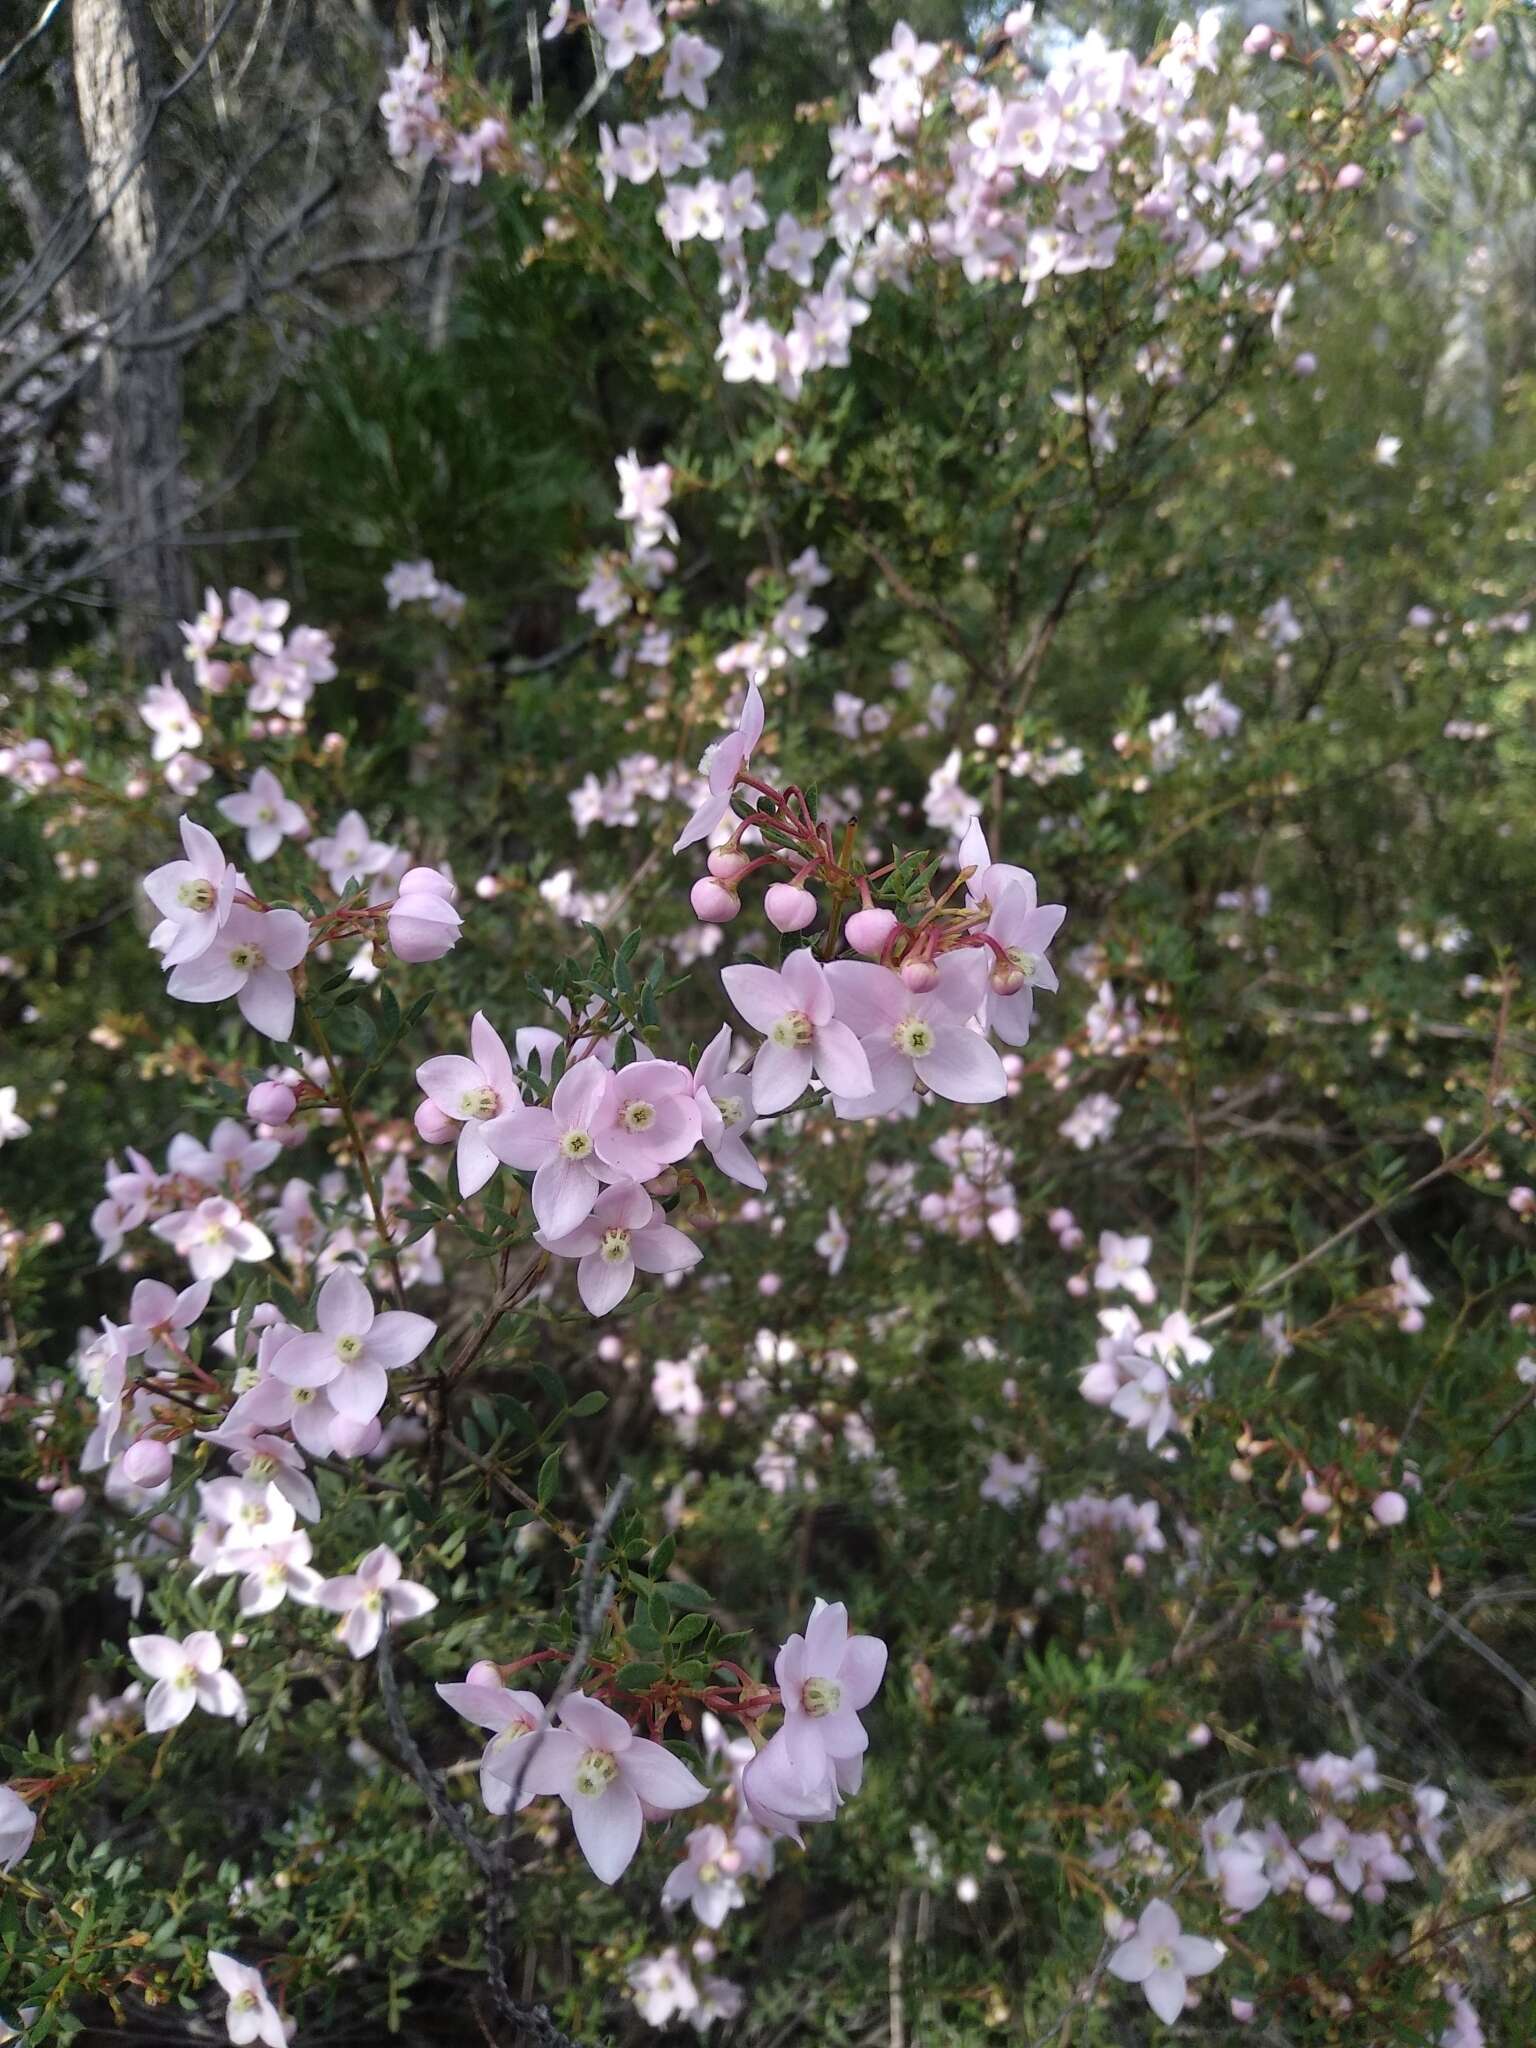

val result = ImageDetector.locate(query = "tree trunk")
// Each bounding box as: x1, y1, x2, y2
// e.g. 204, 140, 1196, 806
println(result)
71, 0, 189, 670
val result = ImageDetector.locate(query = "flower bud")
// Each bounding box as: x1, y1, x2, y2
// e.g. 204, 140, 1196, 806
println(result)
646, 1168, 680, 1199
1300, 1484, 1332, 1515
901, 955, 939, 993
122, 1438, 173, 1487
1371, 1489, 1408, 1527
765, 882, 817, 932
690, 876, 741, 923
51, 1484, 87, 1515
1334, 163, 1366, 191
415, 1099, 458, 1145
388, 867, 462, 963
247, 1080, 297, 1126
1292, 351, 1317, 376
707, 847, 751, 882
845, 906, 899, 955
989, 959, 1026, 996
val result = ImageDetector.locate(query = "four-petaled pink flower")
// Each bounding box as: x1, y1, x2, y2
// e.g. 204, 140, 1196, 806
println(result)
672, 682, 764, 852
485, 1058, 611, 1234
310, 808, 395, 896
723, 950, 873, 1114
314, 1544, 438, 1658
207, 1952, 286, 2048
823, 956, 1005, 1113
513, 1691, 707, 1884
167, 905, 309, 1040
590, 1059, 701, 1181
742, 1600, 887, 1843
1107, 1899, 1223, 2024
269, 1268, 436, 1424
144, 817, 239, 967
538, 1181, 701, 1316
690, 1024, 763, 1189
129, 1630, 247, 1733
216, 767, 307, 863
436, 1660, 549, 1815
416, 1013, 520, 1196
151, 1198, 273, 1282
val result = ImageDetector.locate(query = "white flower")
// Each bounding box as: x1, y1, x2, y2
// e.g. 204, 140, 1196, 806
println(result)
0, 1785, 36, 1871
1107, 1898, 1223, 2024
206, 1952, 287, 2047
129, 1631, 247, 1733
0, 1087, 30, 1146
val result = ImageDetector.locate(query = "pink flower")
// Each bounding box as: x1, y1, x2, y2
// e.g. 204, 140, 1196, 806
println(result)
823, 956, 1005, 1113
223, 588, 290, 655
314, 1544, 438, 1657
660, 1822, 747, 1926
125, 1276, 211, 1369
722, 951, 872, 1113
388, 867, 463, 963
514, 1691, 707, 1885
1107, 1899, 1223, 2024
216, 768, 306, 863
485, 1058, 611, 1234
672, 683, 764, 852
538, 1181, 701, 1316
740, 1729, 860, 1843
436, 1661, 548, 1815
166, 905, 309, 1040
1094, 1231, 1156, 1305
151, 1198, 273, 1282
691, 1025, 764, 1189
416, 1013, 520, 1196
269, 1268, 435, 1424
143, 817, 239, 967
980, 882, 1065, 1045
0, 1785, 36, 1872
310, 809, 395, 896
129, 1630, 246, 1733
774, 1599, 887, 1784
590, 1059, 701, 1181
206, 1953, 286, 2048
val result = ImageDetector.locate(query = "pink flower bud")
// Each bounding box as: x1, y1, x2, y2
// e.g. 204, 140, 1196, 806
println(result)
646, 1168, 680, 1198
901, 955, 939, 993
415, 1099, 458, 1145
764, 882, 817, 932
1242, 23, 1272, 52
1334, 163, 1366, 191
1371, 1489, 1408, 1527
1292, 351, 1318, 376
1230, 1998, 1256, 2022
707, 847, 751, 882
247, 1081, 297, 1125
52, 1484, 87, 1515
1303, 1873, 1335, 1908
1300, 1484, 1333, 1516
122, 1439, 173, 1487
989, 959, 1026, 996
389, 869, 463, 963
690, 876, 740, 923
845, 906, 899, 956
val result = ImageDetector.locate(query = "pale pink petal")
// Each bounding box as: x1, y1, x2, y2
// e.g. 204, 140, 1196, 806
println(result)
620, 1739, 709, 1813
365, 1311, 436, 1369
569, 1778, 644, 1885
317, 1267, 373, 1338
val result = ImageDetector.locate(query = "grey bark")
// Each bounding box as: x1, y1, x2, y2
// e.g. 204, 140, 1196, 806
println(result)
70, 0, 189, 667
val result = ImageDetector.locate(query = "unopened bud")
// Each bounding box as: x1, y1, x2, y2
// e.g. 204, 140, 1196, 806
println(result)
414, 1099, 458, 1145
707, 847, 751, 882
691, 876, 741, 923
845, 906, 899, 956
122, 1439, 173, 1488
247, 1081, 297, 1126
765, 882, 817, 933
900, 955, 939, 993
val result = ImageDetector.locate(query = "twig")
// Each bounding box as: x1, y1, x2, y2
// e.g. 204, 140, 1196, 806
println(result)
375, 1626, 492, 1875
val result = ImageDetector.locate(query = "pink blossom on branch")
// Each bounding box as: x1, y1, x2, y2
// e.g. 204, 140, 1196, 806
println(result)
538, 1180, 701, 1316
269, 1268, 436, 1426
507, 1691, 707, 1885
722, 950, 872, 1114
314, 1545, 438, 1658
